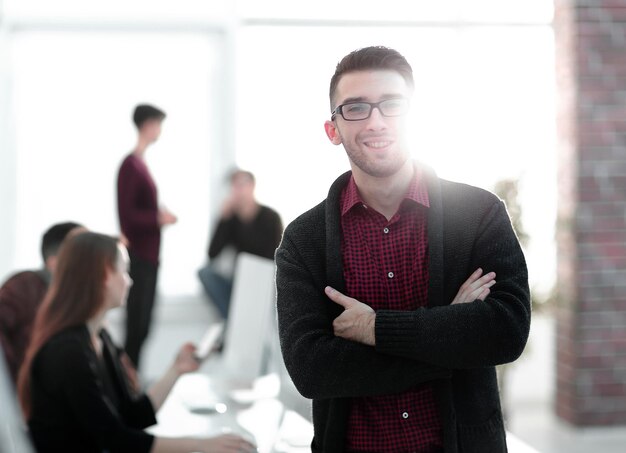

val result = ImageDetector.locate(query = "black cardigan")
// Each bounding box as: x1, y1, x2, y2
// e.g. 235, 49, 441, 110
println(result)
28, 325, 156, 453
275, 168, 530, 453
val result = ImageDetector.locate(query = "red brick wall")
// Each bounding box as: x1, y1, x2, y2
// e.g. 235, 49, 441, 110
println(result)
555, 0, 626, 426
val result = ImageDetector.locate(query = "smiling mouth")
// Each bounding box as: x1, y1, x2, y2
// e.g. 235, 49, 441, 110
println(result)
364, 140, 393, 149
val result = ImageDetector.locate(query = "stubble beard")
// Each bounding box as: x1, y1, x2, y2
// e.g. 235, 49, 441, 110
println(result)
345, 145, 409, 179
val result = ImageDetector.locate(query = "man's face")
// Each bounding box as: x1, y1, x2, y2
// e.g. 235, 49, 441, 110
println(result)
324, 70, 412, 179
230, 174, 255, 205
141, 119, 163, 143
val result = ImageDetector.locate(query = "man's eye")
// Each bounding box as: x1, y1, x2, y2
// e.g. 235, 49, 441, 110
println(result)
345, 103, 369, 113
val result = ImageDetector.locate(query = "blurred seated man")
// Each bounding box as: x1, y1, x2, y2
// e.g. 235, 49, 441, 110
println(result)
0, 221, 83, 384
198, 170, 283, 320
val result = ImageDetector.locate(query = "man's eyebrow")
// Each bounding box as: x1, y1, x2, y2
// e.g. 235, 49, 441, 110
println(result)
339, 96, 368, 105
339, 94, 405, 105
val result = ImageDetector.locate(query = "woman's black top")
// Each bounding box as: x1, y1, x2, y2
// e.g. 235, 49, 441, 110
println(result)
28, 325, 156, 453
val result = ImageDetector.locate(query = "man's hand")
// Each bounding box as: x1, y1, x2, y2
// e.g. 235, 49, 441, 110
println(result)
451, 268, 496, 305
220, 196, 236, 218
172, 342, 201, 376
325, 286, 376, 346
158, 208, 178, 226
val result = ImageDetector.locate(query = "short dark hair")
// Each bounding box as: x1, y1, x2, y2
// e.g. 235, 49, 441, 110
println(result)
229, 169, 255, 185
41, 222, 83, 262
329, 46, 414, 110
132, 104, 166, 129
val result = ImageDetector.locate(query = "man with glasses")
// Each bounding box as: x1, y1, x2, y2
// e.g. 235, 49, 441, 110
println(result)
275, 46, 530, 452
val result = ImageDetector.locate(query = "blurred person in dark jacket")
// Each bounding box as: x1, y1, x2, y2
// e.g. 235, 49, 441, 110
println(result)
198, 169, 282, 320
0, 221, 83, 384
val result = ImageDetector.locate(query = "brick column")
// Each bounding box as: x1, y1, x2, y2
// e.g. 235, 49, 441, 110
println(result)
555, 0, 626, 426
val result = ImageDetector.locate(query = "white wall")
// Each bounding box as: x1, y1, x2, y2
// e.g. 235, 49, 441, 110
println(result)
0, 1, 558, 299
2, 27, 232, 300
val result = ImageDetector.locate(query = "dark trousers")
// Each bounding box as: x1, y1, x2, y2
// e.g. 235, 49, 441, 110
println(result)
124, 254, 158, 368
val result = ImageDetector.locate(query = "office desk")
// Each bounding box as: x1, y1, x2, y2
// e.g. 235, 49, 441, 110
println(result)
148, 373, 312, 453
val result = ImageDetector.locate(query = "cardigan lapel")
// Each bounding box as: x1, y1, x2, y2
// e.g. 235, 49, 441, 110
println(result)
424, 166, 446, 308
325, 171, 351, 294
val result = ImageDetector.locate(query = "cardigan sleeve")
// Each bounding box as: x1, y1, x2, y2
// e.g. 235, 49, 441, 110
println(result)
276, 237, 450, 400
375, 200, 531, 369
35, 335, 155, 452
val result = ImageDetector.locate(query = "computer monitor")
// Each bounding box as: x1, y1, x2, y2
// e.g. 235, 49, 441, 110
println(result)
265, 297, 311, 423
220, 252, 278, 385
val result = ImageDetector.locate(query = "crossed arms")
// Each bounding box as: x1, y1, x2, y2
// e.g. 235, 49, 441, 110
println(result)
327, 268, 496, 347
275, 199, 530, 400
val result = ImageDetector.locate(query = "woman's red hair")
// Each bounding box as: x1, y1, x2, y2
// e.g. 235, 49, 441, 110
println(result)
17, 232, 119, 419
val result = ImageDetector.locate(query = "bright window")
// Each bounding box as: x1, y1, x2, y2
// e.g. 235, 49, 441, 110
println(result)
10, 31, 218, 298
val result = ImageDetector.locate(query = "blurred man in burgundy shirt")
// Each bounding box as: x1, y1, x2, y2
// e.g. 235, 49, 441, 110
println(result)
0, 221, 83, 384
117, 104, 177, 368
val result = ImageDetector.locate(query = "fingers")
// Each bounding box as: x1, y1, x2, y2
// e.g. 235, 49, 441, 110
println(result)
468, 280, 496, 301
452, 268, 497, 304
461, 268, 495, 291
473, 271, 496, 288
181, 342, 196, 352
325, 286, 353, 308
467, 267, 484, 282
477, 287, 491, 301
218, 434, 256, 452
462, 271, 495, 295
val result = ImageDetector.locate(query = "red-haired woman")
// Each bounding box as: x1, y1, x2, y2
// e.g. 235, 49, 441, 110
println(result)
18, 232, 255, 453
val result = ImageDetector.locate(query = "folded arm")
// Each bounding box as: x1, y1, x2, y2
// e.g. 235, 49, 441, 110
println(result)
276, 243, 449, 400
374, 201, 531, 369
329, 268, 497, 346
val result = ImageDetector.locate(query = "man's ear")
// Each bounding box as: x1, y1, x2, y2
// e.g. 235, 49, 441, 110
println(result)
324, 120, 342, 145
45, 255, 58, 274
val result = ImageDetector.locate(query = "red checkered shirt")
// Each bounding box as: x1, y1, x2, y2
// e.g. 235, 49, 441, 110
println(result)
340, 172, 444, 453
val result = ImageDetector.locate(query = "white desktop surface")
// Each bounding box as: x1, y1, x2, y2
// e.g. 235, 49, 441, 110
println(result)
148, 373, 313, 453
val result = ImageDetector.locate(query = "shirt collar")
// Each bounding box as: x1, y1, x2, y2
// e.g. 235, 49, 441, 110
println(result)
340, 165, 430, 217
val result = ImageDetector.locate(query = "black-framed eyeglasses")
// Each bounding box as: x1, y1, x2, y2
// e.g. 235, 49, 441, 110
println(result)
331, 98, 410, 121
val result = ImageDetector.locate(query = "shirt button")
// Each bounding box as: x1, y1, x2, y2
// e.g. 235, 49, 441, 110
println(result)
383, 227, 389, 234
387, 272, 394, 279
402, 412, 409, 419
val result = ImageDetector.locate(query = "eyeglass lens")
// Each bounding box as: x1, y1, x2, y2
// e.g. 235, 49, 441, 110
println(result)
339, 99, 408, 121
